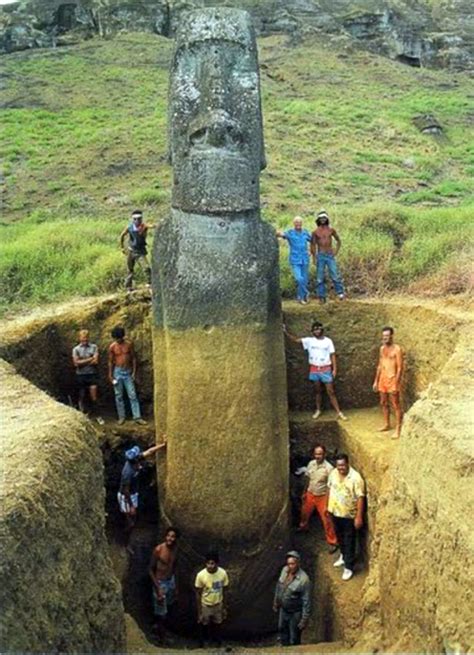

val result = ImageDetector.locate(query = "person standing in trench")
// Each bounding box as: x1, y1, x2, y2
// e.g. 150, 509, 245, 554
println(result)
297, 444, 339, 553
284, 320, 347, 421
328, 453, 365, 581
373, 326, 404, 439
273, 550, 311, 646
149, 527, 180, 643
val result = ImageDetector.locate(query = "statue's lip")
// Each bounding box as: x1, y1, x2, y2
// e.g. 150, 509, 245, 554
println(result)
188, 145, 245, 156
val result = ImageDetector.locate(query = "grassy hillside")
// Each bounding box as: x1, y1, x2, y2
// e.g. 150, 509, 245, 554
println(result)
1, 33, 473, 314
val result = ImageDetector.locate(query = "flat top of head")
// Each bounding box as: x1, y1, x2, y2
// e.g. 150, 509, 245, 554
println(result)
175, 7, 255, 51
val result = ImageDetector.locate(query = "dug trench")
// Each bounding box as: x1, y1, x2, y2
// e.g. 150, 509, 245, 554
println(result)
0, 292, 472, 653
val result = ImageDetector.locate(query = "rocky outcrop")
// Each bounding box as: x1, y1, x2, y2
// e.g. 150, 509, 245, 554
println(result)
0, 359, 125, 653
1, 0, 473, 71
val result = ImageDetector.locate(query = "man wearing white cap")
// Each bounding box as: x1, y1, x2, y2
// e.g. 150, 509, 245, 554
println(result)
310, 210, 345, 303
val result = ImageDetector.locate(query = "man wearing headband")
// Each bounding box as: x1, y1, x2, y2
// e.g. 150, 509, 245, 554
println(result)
277, 217, 312, 305
310, 210, 345, 303
273, 550, 311, 646
120, 209, 155, 291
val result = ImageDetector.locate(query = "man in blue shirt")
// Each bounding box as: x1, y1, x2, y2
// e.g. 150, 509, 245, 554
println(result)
277, 217, 312, 304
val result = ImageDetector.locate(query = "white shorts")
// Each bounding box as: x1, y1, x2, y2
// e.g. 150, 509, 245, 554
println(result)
117, 492, 139, 513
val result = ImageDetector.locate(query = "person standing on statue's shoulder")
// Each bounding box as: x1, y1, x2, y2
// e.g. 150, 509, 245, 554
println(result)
195, 551, 229, 648
108, 325, 147, 426
120, 209, 154, 291
273, 550, 311, 647
149, 526, 180, 642
328, 453, 365, 581
297, 444, 339, 553
373, 326, 404, 439
310, 210, 345, 304
276, 216, 312, 305
284, 321, 347, 421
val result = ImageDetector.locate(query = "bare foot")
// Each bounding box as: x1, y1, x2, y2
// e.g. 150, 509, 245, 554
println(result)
378, 425, 391, 432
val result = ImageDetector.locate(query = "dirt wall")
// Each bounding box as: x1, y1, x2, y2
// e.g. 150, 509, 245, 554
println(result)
284, 299, 460, 412
374, 325, 474, 653
0, 293, 153, 415
0, 359, 125, 653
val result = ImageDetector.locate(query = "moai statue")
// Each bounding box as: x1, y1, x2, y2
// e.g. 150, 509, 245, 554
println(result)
152, 8, 289, 632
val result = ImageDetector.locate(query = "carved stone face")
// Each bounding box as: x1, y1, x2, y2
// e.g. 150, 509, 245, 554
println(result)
169, 8, 265, 213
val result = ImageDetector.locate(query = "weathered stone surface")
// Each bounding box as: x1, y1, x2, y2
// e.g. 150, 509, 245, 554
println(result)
152, 7, 289, 632
0, 359, 125, 653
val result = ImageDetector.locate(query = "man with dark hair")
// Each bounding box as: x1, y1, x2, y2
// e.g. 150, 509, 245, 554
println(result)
195, 551, 229, 647
284, 321, 347, 420
328, 454, 365, 581
310, 210, 344, 303
108, 325, 146, 425
276, 216, 312, 304
298, 444, 338, 552
149, 527, 180, 642
120, 209, 155, 291
273, 550, 311, 646
72, 329, 104, 425
373, 326, 404, 439
118, 441, 166, 534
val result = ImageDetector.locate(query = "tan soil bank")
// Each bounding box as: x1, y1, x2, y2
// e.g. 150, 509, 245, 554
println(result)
0, 359, 125, 652
0, 293, 472, 652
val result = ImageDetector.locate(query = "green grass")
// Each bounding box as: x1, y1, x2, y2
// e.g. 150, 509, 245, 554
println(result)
0, 33, 473, 314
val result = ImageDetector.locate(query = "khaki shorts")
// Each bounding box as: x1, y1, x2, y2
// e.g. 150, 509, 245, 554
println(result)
200, 601, 223, 625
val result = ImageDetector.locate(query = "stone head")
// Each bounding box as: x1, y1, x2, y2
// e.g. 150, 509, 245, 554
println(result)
169, 8, 265, 213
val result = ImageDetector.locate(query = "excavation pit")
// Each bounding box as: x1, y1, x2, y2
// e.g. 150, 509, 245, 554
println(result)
1, 294, 472, 653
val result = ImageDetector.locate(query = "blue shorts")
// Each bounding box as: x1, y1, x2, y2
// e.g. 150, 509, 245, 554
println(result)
309, 370, 334, 384
152, 575, 176, 617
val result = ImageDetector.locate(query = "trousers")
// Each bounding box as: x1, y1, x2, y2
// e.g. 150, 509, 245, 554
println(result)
290, 260, 309, 301
332, 515, 357, 571
113, 367, 141, 419
316, 253, 344, 298
299, 492, 338, 545
278, 608, 302, 646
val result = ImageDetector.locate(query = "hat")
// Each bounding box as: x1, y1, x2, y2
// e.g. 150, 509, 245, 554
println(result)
125, 446, 141, 461
286, 550, 301, 560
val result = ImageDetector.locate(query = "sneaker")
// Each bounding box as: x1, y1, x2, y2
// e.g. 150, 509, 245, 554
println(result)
338, 294, 345, 301
319, 297, 327, 304
333, 554, 344, 568
328, 544, 339, 554
337, 412, 348, 421
342, 568, 353, 581
299, 299, 308, 305
312, 409, 321, 420
96, 416, 105, 426
117, 418, 126, 425
134, 418, 147, 426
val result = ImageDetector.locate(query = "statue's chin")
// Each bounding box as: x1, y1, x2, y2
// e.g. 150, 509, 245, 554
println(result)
172, 149, 260, 213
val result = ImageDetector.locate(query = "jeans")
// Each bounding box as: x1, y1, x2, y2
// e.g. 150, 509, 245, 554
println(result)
125, 251, 151, 290
332, 515, 356, 571
316, 253, 344, 298
113, 367, 141, 419
290, 260, 309, 301
278, 608, 302, 646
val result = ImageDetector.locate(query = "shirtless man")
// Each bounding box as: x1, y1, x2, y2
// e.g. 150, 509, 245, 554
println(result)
373, 326, 403, 439
310, 210, 345, 303
149, 527, 180, 641
108, 325, 146, 425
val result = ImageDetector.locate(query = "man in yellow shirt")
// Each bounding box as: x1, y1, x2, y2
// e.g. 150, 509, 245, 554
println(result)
327, 453, 365, 581
195, 551, 229, 647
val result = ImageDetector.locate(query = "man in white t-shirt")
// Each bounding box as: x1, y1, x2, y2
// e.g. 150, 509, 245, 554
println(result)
284, 321, 347, 420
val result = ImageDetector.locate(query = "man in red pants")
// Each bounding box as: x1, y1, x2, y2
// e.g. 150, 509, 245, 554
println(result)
298, 444, 338, 553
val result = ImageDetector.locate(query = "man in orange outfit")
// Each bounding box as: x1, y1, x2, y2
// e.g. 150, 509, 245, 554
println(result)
298, 444, 338, 553
373, 326, 404, 439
